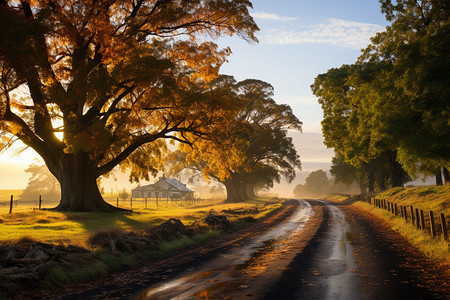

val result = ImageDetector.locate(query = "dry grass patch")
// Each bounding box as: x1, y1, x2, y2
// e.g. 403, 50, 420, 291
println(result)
376, 185, 450, 216
0, 197, 281, 247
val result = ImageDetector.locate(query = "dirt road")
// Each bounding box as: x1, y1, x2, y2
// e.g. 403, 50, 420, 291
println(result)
39, 199, 448, 299
264, 200, 448, 299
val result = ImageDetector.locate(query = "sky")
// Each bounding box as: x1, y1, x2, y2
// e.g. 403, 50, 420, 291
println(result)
0, 0, 392, 194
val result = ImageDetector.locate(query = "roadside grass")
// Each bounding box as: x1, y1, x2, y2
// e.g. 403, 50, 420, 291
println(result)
0, 195, 283, 293
0, 196, 280, 247
42, 230, 223, 289
375, 185, 450, 216
42, 262, 108, 289
327, 186, 450, 266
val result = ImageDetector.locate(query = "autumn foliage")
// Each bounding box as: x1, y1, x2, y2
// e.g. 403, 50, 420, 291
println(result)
0, 0, 259, 211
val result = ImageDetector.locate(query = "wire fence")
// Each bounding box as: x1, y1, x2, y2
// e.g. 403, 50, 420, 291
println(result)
0, 194, 222, 214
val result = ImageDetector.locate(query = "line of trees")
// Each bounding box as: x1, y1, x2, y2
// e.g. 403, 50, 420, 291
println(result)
293, 169, 360, 198
312, 0, 449, 192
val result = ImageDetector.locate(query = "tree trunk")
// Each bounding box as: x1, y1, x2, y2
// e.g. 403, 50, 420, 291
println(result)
368, 169, 375, 193
443, 167, 450, 185
385, 152, 405, 188
435, 169, 443, 186
245, 183, 257, 199
50, 153, 127, 212
376, 174, 387, 191
358, 174, 367, 194
224, 176, 247, 203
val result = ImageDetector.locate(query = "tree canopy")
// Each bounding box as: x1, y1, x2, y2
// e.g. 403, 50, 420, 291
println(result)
312, 0, 449, 188
0, 0, 259, 211
167, 76, 302, 202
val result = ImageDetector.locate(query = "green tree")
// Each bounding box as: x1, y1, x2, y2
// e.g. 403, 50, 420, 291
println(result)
312, 64, 408, 188
303, 169, 328, 196
21, 163, 60, 201
118, 188, 129, 201
359, 0, 449, 174
0, 0, 258, 211
312, 0, 449, 187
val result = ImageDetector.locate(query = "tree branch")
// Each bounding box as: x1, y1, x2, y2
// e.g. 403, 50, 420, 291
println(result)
97, 131, 168, 176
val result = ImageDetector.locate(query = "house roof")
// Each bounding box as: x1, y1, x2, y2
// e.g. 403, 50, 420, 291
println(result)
163, 178, 193, 192
132, 177, 193, 193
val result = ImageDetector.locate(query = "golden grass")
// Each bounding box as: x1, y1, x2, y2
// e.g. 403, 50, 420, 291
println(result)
375, 185, 450, 216
0, 196, 281, 248
323, 194, 348, 202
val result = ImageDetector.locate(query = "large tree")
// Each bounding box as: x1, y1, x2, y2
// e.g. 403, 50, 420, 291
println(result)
0, 1, 258, 211
312, 0, 449, 187
167, 77, 302, 202
311, 64, 409, 188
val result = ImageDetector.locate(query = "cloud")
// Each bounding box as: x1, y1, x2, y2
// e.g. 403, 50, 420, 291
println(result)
261, 18, 385, 49
252, 12, 297, 21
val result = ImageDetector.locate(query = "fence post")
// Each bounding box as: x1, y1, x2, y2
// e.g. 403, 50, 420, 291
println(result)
420, 210, 425, 230
404, 206, 408, 221
410, 206, 415, 225
39, 195, 42, 210
415, 208, 420, 229
9, 195, 13, 214
117, 197, 119, 207
130, 197, 133, 209
145, 197, 148, 209
440, 214, 448, 241
429, 211, 436, 237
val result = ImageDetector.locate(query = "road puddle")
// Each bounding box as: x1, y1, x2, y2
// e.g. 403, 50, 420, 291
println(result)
133, 199, 313, 299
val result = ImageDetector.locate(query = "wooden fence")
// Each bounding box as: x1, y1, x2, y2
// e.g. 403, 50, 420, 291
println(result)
1, 194, 216, 213
355, 194, 449, 241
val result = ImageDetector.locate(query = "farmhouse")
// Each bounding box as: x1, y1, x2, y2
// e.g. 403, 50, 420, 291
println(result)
131, 176, 194, 200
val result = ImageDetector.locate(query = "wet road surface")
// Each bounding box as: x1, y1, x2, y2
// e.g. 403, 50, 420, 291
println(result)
264, 200, 361, 299
264, 200, 438, 300
133, 199, 314, 299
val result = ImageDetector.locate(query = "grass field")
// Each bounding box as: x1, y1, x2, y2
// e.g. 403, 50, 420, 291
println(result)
326, 185, 450, 266
0, 193, 281, 248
